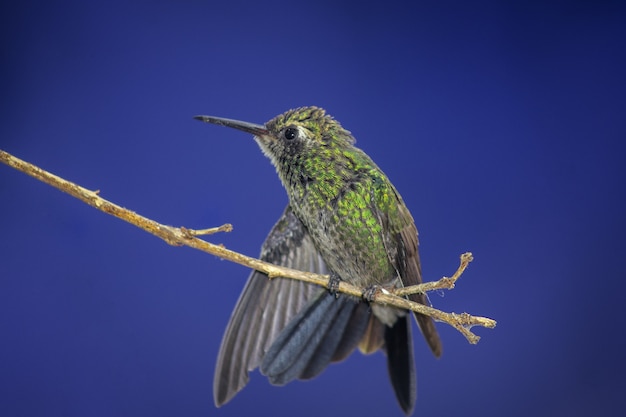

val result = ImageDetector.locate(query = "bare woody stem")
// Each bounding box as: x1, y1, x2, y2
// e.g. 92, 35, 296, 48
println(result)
0, 149, 496, 344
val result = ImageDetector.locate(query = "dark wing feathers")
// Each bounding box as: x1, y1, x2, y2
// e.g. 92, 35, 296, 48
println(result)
397, 220, 443, 357
372, 179, 443, 358
213, 206, 325, 406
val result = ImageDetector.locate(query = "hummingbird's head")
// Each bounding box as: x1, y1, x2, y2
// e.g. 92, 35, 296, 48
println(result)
194, 106, 355, 169
259, 106, 355, 165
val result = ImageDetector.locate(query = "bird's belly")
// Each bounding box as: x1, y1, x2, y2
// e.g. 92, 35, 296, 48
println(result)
299, 206, 398, 288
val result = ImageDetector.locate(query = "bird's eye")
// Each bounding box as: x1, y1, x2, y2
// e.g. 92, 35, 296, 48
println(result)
284, 127, 298, 140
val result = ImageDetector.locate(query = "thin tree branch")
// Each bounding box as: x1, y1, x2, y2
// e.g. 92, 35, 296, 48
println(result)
1, 149, 496, 344
393, 252, 473, 297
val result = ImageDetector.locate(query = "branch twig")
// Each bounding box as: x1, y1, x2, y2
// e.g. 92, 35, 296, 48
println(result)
0, 149, 496, 344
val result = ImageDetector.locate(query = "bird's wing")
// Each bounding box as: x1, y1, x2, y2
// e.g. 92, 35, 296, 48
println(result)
214, 205, 326, 406
371, 174, 443, 358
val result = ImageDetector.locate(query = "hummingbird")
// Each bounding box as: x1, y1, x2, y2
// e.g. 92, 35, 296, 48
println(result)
194, 107, 442, 415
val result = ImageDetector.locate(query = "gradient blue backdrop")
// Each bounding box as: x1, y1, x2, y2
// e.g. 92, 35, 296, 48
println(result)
2, 1, 625, 416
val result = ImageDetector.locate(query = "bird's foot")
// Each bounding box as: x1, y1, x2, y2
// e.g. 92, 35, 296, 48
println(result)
362, 285, 382, 303
328, 273, 342, 298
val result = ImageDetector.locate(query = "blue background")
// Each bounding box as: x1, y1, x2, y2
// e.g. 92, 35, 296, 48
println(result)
1, 1, 625, 416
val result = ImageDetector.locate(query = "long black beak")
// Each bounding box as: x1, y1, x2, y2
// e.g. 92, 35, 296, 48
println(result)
194, 115, 269, 136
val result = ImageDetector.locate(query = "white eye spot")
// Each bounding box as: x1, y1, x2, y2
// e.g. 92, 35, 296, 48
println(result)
297, 126, 307, 137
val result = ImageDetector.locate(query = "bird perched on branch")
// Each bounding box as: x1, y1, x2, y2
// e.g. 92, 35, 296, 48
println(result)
195, 106, 442, 415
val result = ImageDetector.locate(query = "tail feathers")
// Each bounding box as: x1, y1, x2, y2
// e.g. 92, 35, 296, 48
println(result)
358, 314, 385, 354
300, 298, 358, 379
385, 315, 416, 416
259, 289, 418, 416
260, 293, 352, 384
331, 301, 371, 362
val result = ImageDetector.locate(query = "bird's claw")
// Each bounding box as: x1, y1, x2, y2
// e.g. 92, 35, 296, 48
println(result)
362, 285, 381, 302
328, 273, 341, 298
